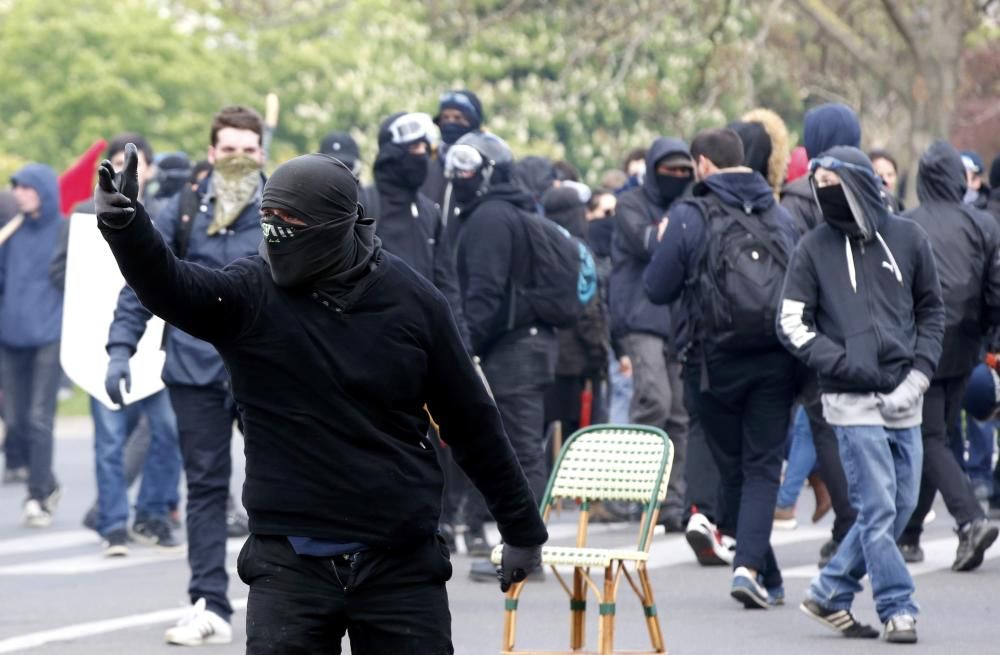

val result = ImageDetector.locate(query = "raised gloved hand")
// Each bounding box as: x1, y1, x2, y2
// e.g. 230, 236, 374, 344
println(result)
878, 369, 930, 419
95, 143, 140, 228
496, 543, 542, 592
104, 346, 133, 407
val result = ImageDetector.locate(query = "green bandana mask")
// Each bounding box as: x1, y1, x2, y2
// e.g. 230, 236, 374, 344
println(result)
210, 155, 261, 235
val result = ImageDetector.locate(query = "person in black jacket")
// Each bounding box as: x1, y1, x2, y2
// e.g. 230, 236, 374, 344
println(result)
644, 128, 798, 608
778, 146, 944, 643
988, 154, 1000, 222
610, 136, 693, 532
895, 141, 1000, 569
421, 89, 485, 216
94, 146, 547, 655
446, 132, 559, 581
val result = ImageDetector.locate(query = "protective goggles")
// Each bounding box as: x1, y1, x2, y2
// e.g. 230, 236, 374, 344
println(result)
808, 156, 878, 181
386, 112, 434, 146
444, 144, 484, 178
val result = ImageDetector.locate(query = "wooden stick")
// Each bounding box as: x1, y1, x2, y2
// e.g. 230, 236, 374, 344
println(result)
0, 215, 24, 247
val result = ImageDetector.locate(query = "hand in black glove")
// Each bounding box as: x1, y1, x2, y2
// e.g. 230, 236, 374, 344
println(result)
95, 142, 140, 228
104, 347, 133, 407
496, 544, 542, 592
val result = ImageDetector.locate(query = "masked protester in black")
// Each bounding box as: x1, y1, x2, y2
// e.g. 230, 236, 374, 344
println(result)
367, 112, 470, 349
95, 146, 546, 655
422, 89, 486, 212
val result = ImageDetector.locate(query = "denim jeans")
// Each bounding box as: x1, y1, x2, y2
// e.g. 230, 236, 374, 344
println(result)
1, 343, 61, 500
777, 406, 817, 509
964, 417, 996, 489
808, 424, 922, 623
607, 350, 633, 424
92, 389, 181, 536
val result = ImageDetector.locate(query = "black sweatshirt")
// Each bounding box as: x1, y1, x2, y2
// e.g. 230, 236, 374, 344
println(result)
100, 203, 548, 548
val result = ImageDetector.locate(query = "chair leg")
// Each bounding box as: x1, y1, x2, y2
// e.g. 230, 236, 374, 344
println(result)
598, 564, 617, 655
502, 581, 527, 652
571, 567, 586, 650
638, 564, 665, 653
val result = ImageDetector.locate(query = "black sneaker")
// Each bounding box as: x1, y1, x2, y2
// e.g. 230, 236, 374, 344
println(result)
898, 541, 924, 563
952, 518, 998, 571
464, 527, 492, 557
883, 613, 917, 643
818, 539, 839, 568
799, 598, 879, 638
131, 519, 183, 551
104, 529, 129, 557
226, 496, 250, 537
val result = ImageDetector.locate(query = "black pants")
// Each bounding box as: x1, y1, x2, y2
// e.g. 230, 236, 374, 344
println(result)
682, 361, 721, 525
240, 534, 453, 654
802, 381, 857, 543
482, 328, 558, 503
169, 384, 239, 621
902, 375, 985, 543
698, 349, 795, 588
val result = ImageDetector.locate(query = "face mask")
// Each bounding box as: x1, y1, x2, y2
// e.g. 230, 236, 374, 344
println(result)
655, 173, 690, 207
213, 154, 261, 181
397, 152, 429, 190
815, 184, 862, 237
261, 216, 344, 288
440, 122, 472, 145
451, 172, 484, 207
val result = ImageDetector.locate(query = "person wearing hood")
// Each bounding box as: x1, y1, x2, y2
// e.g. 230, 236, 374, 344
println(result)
319, 131, 363, 178
781, 103, 862, 235
95, 144, 546, 654
445, 132, 559, 582
541, 186, 609, 435
778, 146, 944, 643
644, 128, 798, 608
869, 149, 904, 213
780, 103, 864, 568
2, 163, 64, 527
104, 106, 266, 645
514, 156, 558, 214
730, 108, 791, 199
894, 141, 1000, 570
961, 150, 991, 211
369, 111, 469, 348
610, 136, 693, 533
421, 89, 485, 214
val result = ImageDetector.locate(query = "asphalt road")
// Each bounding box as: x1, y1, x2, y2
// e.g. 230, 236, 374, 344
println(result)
0, 417, 997, 654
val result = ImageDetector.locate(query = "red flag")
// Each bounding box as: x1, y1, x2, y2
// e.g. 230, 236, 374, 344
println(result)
58, 139, 107, 216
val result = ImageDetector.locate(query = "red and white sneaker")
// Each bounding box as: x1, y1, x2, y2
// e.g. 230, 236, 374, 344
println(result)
685, 512, 735, 566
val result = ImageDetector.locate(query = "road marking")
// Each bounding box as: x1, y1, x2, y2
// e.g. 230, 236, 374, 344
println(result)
0, 599, 248, 654
0, 530, 97, 557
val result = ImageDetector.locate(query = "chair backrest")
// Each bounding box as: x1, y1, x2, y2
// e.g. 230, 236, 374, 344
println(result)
541, 424, 673, 550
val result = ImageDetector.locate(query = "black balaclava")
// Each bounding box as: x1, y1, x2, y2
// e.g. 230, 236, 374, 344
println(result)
812, 146, 887, 242
542, 186, 588, 239
374, 113, 430, 193
815, 185, 860, 237
451, 170, 485, 207
655, 173, 690, 208
729, 121, 772, 180
259, 154, 378, 291
436, 90, 484, 145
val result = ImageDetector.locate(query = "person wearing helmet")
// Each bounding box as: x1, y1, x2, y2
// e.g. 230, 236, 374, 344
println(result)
445, 132, 559, 582
94, 144, 547, 653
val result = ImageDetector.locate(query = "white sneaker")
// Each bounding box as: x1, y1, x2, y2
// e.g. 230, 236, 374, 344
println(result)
164, 598, 232, 646
685, 512, 735, 566
23, 499, 52, 528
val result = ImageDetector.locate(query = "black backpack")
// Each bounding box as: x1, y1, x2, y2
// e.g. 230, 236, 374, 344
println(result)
512, 209, 595, 329
694, 196, 792, 351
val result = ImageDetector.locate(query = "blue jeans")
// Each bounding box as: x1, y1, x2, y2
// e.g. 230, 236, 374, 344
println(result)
777, 406, 817, 509
93, 390, 181, 536
965, 417, 996, 490
808, 425, 922, 623
608, 350, 633, 424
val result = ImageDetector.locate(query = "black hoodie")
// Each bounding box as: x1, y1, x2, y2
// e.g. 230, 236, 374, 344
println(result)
777, 146, 944, 393
609, 137, 691, 344
453, 182, 541, 354
902, 141, 1000, 379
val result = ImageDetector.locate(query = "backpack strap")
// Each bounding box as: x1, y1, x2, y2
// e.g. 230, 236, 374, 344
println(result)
174, 185, 202, 260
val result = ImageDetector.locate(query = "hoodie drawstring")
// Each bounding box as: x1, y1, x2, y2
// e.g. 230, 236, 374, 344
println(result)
844, 236, 857, 293
875, 231, 904, 285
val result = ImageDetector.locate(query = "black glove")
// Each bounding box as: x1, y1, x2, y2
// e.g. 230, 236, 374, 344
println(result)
104, 346, 133, 407
95, 142, 140, 228
497, 544, 542, 592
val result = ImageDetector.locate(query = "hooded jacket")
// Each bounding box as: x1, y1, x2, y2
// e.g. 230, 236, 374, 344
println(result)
542, 187, 609, 377
108, 172, 264, 387
643, 168, 797, 353
371, 123, 469, 348
781, 103, 862, 235
514, 156, 557, 212
453, 182, 541, 355
736, 108, 791, 198
902, 141, 1000, 379
0, 164, 64, 348
777, 146, 944, 395
609, 137, 691, 345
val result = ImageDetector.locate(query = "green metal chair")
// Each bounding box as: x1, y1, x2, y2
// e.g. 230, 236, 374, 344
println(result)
491, 424, 674, 654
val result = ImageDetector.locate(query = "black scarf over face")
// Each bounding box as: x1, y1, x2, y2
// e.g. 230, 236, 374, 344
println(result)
259, 154, 379, 292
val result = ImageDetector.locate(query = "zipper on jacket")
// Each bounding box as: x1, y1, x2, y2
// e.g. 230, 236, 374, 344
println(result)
856, 240, 883, 354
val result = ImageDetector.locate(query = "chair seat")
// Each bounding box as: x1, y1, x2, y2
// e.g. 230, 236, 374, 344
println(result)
490, 544, 649, 569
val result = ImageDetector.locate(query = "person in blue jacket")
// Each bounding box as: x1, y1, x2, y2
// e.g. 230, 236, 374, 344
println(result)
2, 164, 65, 528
